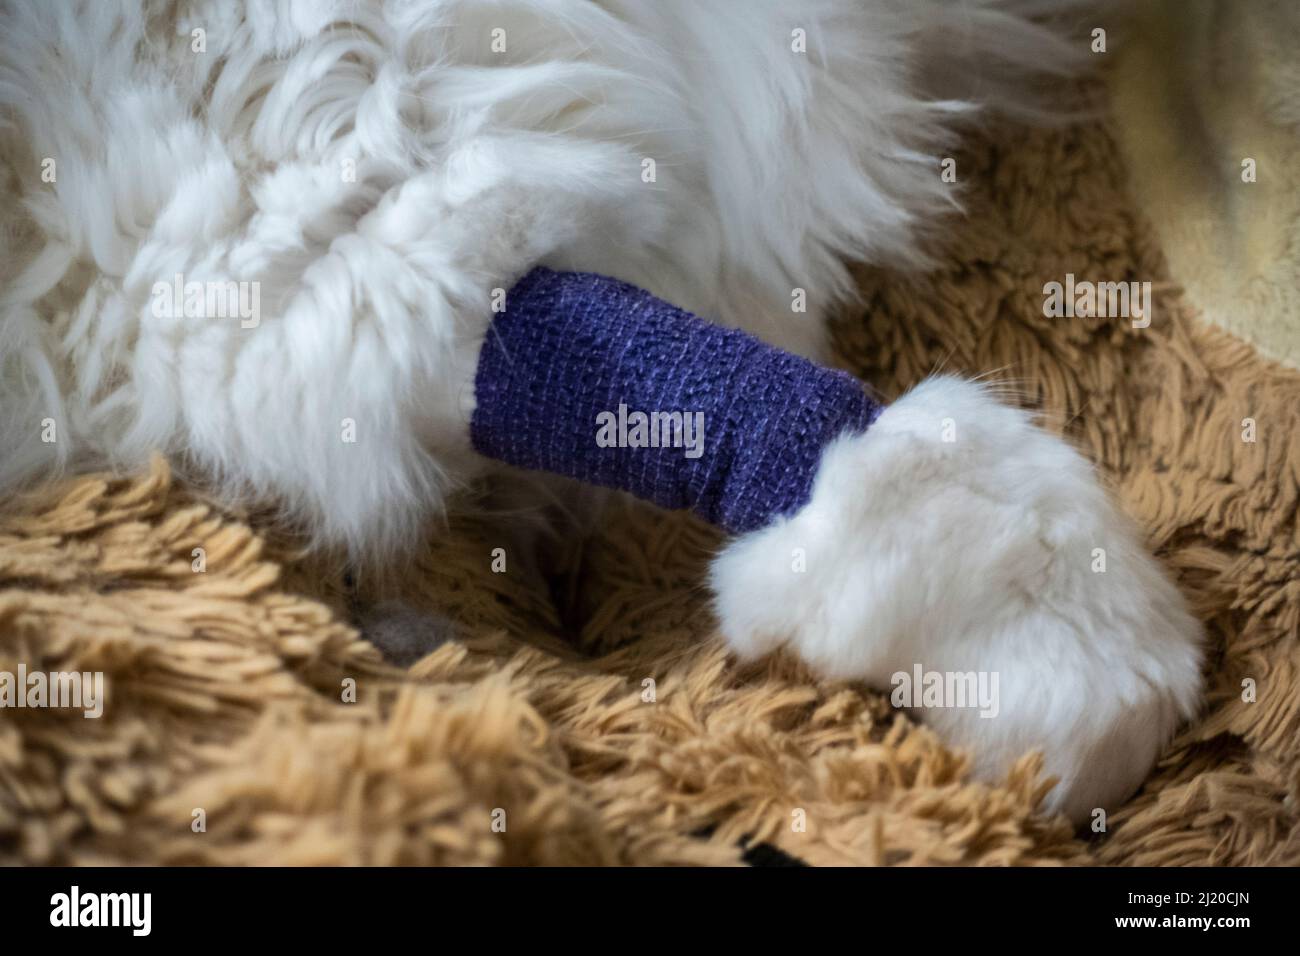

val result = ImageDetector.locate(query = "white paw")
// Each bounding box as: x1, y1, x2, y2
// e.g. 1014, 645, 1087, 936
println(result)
710, 376, 1203, 823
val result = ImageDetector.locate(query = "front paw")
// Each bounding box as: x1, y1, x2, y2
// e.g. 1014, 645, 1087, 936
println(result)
709, 376, 1203, 823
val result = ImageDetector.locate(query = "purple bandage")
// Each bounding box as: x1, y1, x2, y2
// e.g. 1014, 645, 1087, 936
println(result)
471, 268, 881, 535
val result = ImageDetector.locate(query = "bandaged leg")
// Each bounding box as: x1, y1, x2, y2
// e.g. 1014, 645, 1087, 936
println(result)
470, 267, 1203, 825
472, 267, 882, 533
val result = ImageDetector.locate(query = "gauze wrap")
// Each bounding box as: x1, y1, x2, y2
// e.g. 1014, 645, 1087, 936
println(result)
471, 267, 881, 534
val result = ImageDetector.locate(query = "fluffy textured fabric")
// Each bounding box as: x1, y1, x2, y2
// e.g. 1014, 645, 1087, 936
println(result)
1111, 0, 1300, 370
2, 112, 1296, 867
0, 0, 1088, 559
472, 267, 879, 534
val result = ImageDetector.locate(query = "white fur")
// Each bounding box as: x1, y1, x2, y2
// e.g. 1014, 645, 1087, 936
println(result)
1, 0, 1088, 557
711, 377, 1204, 823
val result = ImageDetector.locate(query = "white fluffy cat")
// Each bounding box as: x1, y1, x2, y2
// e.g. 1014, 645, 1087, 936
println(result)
0, 0, 1201, 824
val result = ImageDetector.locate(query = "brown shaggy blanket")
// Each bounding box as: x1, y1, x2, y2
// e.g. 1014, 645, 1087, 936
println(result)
2, 118, 1298, 866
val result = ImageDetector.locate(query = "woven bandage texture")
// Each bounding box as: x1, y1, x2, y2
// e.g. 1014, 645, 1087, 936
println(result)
472, 267, 879, 534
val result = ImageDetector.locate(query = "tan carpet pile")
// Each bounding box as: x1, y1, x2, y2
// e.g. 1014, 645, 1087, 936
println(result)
2, 117, 1298, 866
